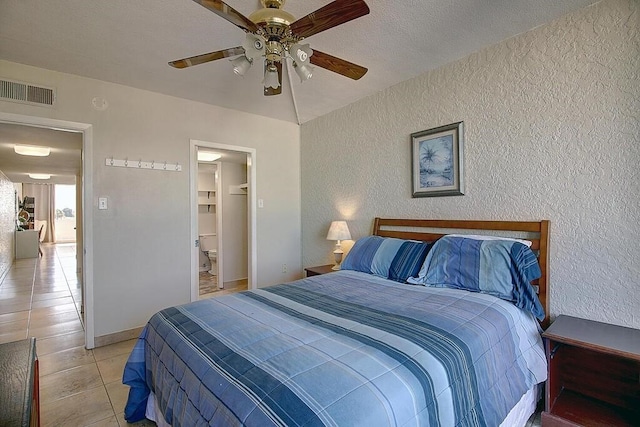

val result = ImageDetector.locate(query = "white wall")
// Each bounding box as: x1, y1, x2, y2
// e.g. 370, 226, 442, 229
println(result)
0, 60, 301, 342
301, 0, 640, 329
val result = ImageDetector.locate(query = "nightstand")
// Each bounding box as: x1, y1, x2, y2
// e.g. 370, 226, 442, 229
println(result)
542, 315, 640, 426
0, 338, 40, 426
304, 264, 335, 277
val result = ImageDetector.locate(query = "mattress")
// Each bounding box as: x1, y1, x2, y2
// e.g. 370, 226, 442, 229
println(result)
123, 270, 546, 426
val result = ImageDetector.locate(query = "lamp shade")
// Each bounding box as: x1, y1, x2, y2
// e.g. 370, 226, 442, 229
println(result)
326, 221, 351, 241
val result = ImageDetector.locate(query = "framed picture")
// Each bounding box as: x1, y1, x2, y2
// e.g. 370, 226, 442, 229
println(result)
411, 121, 464, 197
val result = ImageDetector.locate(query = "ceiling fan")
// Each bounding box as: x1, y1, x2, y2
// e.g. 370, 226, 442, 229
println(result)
169, 0, 370, 96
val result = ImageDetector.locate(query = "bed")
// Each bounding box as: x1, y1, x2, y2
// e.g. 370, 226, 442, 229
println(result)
123, 218, 550, 426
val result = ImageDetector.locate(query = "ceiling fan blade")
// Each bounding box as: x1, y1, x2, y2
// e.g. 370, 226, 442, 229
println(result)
169, 46, 244, 69
191, 0, 259, 33
290, 0, 369, 39
264, 62, 283, 96
310, 50, 368, 80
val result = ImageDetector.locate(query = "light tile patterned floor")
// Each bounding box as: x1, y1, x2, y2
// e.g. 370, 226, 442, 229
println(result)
0, 244, 153, 426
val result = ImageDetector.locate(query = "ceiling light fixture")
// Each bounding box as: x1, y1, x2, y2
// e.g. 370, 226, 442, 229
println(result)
198, 152, 222, 162
168, 0, 370, 97
14, 144, 51, 157
28, 173, 51, 180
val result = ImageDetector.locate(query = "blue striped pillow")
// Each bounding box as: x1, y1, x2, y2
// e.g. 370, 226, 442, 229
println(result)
342, 236, 430, 280
388, 241, 432, 283
341, 236, 384, 274
408, 236, 544, 320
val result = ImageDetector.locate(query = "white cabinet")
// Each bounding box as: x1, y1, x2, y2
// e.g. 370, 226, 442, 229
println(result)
15, 230, 39, 259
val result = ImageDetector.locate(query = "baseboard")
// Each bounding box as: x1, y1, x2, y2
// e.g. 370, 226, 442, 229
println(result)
94, 326, 144, 348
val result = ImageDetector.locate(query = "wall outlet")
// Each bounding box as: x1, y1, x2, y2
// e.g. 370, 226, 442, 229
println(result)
282, 264, 287, 273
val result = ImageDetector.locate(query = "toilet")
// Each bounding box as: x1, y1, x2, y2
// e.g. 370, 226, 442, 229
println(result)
199, 234, 217, 276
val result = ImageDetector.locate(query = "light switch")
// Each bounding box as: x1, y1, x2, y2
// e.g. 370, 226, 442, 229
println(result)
98, 197, 108, 210
258, 199, 264, 208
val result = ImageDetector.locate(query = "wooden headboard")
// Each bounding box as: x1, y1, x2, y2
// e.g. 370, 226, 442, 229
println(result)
373, 218, 550, 328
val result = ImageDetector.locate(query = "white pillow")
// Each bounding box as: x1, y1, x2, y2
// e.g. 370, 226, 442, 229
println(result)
446, 234, 532, 247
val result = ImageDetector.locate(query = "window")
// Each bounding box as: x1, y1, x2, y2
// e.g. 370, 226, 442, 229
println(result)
55, 185, 76, 242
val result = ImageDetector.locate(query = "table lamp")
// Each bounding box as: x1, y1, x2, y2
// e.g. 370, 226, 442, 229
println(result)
326, 221, 351, 270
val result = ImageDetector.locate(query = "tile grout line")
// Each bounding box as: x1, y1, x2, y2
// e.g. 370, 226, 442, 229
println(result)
56, 244, 84, 329
25, 255, 38, 340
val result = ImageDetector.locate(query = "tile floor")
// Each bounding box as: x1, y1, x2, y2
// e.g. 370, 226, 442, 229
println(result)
199, 271, 248, 299
0, 243, 152, 426
1, 243, 539, 426
0, 243, 249, 426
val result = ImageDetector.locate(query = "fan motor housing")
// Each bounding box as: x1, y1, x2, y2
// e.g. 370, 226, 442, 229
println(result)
261, 0, 285, 8
249, 7, 295, 27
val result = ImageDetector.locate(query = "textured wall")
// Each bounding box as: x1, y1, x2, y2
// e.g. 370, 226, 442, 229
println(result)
301, 0, 640, 328
0, 171, 16, 281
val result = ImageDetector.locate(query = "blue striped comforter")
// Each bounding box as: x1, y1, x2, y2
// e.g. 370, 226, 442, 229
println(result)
123, 271, 546, 426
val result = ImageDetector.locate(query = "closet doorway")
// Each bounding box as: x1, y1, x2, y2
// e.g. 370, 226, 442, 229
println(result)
189, 140, 257, 302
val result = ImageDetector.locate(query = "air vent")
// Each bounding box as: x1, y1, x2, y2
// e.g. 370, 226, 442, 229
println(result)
0, 78, 55, 107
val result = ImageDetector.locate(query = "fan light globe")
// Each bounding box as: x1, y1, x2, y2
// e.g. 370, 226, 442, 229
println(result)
231, 56, 252, 76
290, 44, 313, 64
264, 66, 280, 89
294, 62, 313, 82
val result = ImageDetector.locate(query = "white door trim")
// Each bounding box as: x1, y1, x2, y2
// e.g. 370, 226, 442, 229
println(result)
0, 112, 95, 348
189, 139, 257, 301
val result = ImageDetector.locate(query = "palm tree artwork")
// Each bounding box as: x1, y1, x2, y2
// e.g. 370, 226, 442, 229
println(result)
419, 135, 454, 188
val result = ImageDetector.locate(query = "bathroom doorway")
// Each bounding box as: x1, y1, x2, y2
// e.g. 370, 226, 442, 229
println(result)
190, 140, 257, 302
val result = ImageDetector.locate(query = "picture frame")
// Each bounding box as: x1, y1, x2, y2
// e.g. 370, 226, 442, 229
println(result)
411, 121, 464, 197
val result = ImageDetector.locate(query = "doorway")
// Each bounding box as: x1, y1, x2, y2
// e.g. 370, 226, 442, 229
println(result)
190, 139, 257, 302
0, 112, 95, 348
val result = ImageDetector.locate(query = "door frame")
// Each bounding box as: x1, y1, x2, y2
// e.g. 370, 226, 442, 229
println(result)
189, 139, 257, 301
0, 111, 94, 348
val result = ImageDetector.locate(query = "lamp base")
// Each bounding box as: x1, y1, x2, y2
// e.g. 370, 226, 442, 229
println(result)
332, 248, 344, 270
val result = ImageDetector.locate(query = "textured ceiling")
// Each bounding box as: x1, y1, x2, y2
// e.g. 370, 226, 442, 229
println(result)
0, 0, 599, 125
